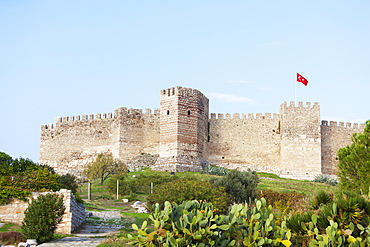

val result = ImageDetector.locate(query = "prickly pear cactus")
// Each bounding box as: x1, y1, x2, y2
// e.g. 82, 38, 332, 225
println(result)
128, 199, 292, 247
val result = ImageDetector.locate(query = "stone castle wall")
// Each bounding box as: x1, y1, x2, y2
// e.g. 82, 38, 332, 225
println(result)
208, 112, 281, 172
279, 102, 322, 179
321, 120, 365, 174
40, 108, 160, 176
0, 189, 85, 234
39, 86, 366, 179
40, 113, 115, 176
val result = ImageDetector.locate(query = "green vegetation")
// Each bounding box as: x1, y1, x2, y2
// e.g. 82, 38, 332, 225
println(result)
210, 169, 259, 203
337, 120, 370, 195
83, 153, 128, 185
146, 178, 232, 213
128, 197, 370, 246
0, 223, 21, 233
107, 172, 179, 195
0, 151, 356, 246
201, 164, 228, 176
0, 152, 81, 205
313, 174, 338, 186
258, 176, 339, 195
21, 193, 65, 243
128, 199, 292, 246
286, 190, 370, 246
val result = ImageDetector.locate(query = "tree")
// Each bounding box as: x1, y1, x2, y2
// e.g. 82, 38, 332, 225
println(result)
337, 120, 370, 195
59, 173, 79, 194
210, 169, 259, 203
21, 193, 65, 243
83, 153, 127, 184
0, 152, 12, 176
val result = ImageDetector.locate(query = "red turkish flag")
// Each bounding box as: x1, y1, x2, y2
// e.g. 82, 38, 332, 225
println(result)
297, 73, 308, 86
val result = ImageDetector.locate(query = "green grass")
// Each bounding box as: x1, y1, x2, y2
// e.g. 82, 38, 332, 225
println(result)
258, 172, 281, 179
121, 212, 150, 219
0, 222, 21, 232
258, 176, 339, 196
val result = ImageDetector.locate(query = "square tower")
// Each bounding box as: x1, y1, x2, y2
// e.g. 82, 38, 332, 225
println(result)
279, 101, 322, 179
153, 86, 209, 172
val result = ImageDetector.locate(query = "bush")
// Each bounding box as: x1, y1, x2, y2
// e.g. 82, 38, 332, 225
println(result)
316, 191, 370, 235
259, 190, 307, 225
313, 174, 338, 186
21, 193, 65, 243
0, 153, 64, 205
311, 190, 333, 210
59, 173, 79, 194
146, 178, 232, 213
201, 164, 228, 176
0, 231, 25, 245
210, 169, 259, 203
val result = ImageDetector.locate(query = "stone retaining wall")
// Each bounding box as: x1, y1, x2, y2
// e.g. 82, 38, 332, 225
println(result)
0, 189, 85, 234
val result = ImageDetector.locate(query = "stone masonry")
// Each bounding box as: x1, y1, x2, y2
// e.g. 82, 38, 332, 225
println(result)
39, 86, 365, 180
0, 189, 85, 234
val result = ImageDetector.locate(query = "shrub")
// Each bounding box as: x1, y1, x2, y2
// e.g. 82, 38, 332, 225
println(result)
286, 190, 370, 244
59, 173, 79, 194
0, 231, 25, 245
259, 190, 306, 211
146, 178, 232, 213
0, 154, 64, 205
311, 190, 333, 210
259, 190, 307, 225
210, 169, 259, 203
21, 193, 65, 243
316, 191, 370, 235
201, 164, 228, 176
313, 174, 338, 186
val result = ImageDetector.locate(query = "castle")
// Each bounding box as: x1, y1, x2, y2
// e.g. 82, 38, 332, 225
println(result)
39, 86, 365, 180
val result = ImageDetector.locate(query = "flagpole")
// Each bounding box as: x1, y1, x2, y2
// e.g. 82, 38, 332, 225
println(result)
295, 76, 297, 104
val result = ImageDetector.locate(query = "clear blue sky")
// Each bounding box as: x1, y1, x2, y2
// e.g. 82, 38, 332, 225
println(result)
1, 1, 369, 162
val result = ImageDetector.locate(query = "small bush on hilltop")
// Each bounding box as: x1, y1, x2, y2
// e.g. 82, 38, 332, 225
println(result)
210, 169, 259, 203
146, 177, 231, 213
313, 174, 338, 186
21, 193, 65, 243
201, 164, 228, 176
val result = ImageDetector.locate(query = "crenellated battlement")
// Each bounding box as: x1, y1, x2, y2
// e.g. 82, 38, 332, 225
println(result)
281, 101, 320, 109
321, 120, 365, 129
114, 107, 160, 118
161, 86, 207, 100
210, 112, 279, 120
41, 107, 160, 130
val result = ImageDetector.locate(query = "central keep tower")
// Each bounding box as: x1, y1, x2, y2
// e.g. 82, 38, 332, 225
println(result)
153, 86, 209, 172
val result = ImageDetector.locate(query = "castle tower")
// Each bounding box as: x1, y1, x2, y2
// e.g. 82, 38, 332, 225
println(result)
153, 86, 209, 172
279, 101, 322, 179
